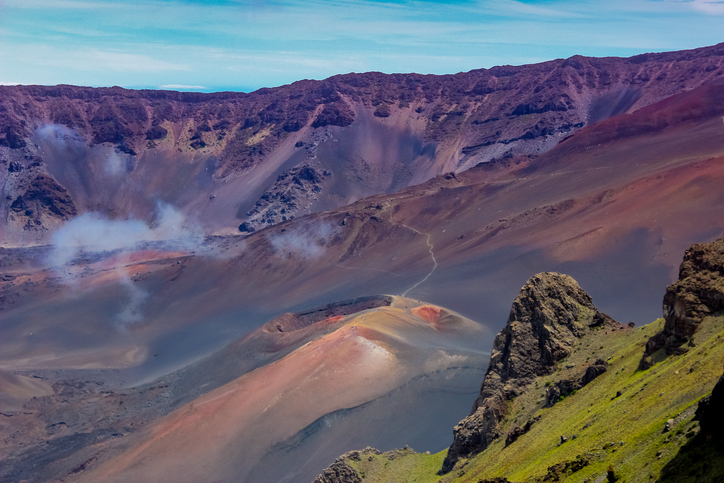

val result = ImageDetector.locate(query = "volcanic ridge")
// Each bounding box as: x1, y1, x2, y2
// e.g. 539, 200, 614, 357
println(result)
1, 43, 724, 483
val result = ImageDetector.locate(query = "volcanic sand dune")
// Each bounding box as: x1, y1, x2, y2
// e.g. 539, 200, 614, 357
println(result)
72, 297, 485, 483
0, 369, 54, 412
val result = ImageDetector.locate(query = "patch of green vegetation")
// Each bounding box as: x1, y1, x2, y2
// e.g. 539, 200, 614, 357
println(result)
557, 389, 577, 403
353, 315, 724, 483
345, 451, 446, 483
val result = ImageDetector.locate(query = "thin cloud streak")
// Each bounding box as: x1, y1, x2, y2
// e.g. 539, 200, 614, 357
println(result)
1, 0, 722, 91
160, 84, 207, 89
664, 0, 724, 15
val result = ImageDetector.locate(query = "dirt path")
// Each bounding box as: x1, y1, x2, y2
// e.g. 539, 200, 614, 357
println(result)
399, 224, 438, 297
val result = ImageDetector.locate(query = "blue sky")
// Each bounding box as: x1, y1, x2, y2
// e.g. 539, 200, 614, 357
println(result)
0, 0, 723, 93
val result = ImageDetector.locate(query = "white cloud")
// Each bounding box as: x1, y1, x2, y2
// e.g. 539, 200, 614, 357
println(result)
477, 0, 590, 19
82, 49, 189, 72
669, 0, 724, 14
8, 44, 189, 73
2, 0, 120, 8
160, 84, 207, 90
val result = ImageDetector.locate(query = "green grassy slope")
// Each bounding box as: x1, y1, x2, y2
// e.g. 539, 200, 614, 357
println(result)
343, 314, 724, 483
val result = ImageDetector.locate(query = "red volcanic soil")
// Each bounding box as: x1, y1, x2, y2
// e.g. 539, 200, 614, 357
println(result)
412, 304, 442, 324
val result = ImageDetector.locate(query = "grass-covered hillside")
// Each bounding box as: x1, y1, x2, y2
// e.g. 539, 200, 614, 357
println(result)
315, 240, 724, 483
320, 315, 724, 483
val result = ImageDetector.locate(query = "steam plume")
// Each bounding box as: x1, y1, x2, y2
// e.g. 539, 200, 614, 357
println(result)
267, 222, 337, 259
47, 202, 203, 325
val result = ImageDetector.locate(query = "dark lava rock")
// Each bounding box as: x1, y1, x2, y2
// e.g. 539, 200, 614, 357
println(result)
545, 358, 608, 407
696, 367, 724, 443
312, 100, 355, 128
581, 358, 609, 385
238, 222, 255, 233
505, 415, 541, 447
283, 110, 310, 132
373, 103, 391, 117
510, 95, 572, 116
11, 174, 77, 220
441, 272, 618, 473
312, 460, 361, 483
92, 118, 131, 144
145, 125, 168, 140
246, 164, 324, 229
263, 295, 392, 333
2, 126, 27, 149
640, 239, 724, 368
540, 455, 591, 482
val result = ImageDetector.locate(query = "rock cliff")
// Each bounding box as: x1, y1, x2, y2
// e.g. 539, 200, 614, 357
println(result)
441, 272, 618, 473
3, 43, 724, 241
640, 238, 724, 368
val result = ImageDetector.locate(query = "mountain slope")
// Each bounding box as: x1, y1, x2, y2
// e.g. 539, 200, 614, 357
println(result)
315, 239, 724, 482
2, 76, 724, 389
2, 43, 724, 242
2, 47, 724, 483
0, 296, 487, 483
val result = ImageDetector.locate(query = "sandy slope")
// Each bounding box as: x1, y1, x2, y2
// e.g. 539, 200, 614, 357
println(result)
70, 297, 484, 483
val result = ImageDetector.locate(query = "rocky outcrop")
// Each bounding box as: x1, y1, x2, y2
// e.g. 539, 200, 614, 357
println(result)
313, 447, 416, 483
7, 173, 77, 231
312, 459, 362, 483
664, 238, 724, 336
640, 239, 724, 368
246, 164, 328, 229
312, 100, 355, 128
441, 272, 618, 473
544, 358, 608, 407
262, 295, 393, 333
505, 416, 541, 447
695, 368, 724, 444
313, 448, 381, 483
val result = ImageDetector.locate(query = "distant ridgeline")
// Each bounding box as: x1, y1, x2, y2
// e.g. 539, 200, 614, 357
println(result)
315, 238, 724, 483
1, 43, 724, 241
